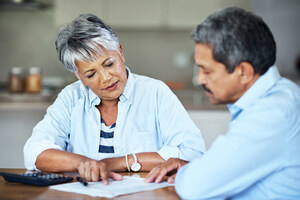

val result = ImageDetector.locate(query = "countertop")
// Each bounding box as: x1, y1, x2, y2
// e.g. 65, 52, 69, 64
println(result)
173, 87, 226, 110
0, 87, 58, 110
0, 87, 226, 111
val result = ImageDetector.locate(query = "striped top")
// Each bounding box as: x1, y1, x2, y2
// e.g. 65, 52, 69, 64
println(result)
98, 118, 116, 160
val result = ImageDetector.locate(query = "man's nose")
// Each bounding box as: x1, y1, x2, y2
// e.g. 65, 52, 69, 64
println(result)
197, 70, 206, 85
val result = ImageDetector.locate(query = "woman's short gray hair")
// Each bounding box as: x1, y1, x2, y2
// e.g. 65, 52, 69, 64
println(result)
55, 13, 120, 73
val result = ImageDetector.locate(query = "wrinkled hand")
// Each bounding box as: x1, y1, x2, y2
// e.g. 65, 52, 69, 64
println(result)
144, 158, 188, 184
77, 159, 122, 185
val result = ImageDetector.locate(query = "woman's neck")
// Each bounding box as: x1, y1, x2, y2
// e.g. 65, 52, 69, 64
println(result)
100, 98, 119, 108
97, 99, 119, 126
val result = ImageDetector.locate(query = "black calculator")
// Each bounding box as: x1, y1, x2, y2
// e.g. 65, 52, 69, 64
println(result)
0, 172, 73, 186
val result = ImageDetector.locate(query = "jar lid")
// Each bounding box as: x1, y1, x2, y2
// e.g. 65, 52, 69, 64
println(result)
10, 67, 24, 75
28, 67, 41, 74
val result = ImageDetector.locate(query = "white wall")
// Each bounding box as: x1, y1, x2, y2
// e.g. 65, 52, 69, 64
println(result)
251, 0, 300, 76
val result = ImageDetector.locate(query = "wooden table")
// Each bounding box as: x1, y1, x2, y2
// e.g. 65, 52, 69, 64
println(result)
0, 168, 181, 200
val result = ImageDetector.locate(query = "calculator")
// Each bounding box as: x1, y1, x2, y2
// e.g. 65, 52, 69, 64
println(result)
0, 172, 73, 186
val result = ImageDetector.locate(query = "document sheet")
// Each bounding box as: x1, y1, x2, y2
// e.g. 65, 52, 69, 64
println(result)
50, 176, 172, 198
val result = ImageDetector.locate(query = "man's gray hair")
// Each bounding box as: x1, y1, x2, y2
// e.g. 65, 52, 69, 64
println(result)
55, 13, 120, 73
191, 7, 276, 75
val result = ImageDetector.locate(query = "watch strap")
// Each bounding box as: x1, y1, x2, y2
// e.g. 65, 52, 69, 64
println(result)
132, 153, 138, 162
130, 153, 141, 172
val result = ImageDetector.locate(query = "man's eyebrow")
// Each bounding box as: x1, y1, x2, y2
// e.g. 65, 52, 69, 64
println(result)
196, 63, 205, 69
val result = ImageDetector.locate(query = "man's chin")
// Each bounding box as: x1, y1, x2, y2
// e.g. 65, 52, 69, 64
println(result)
208, 97, 221, 105
204, 92, 219, 105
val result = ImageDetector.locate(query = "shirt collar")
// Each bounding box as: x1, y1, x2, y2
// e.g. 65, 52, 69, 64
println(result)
119, 67, 135, 104
80, 66, 135, 107
227, 65, 281, 115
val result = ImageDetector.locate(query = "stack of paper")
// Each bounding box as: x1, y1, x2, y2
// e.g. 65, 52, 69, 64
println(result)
50, 176, 172, 198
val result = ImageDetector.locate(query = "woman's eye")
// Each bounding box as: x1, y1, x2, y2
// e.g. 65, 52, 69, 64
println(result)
87, 72, 96, 79
105, 62, 114, 67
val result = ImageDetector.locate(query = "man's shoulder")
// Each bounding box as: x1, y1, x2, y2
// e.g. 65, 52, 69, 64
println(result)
265, 78, 300, 107
244, 77, 300, 120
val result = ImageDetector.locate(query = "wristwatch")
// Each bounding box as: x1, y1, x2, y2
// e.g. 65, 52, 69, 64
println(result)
130, 153, 141, 172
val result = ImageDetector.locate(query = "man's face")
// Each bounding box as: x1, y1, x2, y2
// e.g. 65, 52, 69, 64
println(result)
76, 47, 127, 102
194, 43, 243, 105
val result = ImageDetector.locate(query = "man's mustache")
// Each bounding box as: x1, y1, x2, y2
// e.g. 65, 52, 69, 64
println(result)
202, 85, 212, 94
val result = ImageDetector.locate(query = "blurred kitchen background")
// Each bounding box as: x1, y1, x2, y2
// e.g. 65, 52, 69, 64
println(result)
0, 0, 299, 168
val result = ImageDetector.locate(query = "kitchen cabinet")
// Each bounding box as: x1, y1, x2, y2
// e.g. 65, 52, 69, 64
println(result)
54, 0, 251, 29
54, 0, 161, 28
165, 0, 251, 29
106, 0, 162, 29
188, 110, 231, 148
0, 88, 230, 168
54, 0, 108, 25
0, 103, 50, 168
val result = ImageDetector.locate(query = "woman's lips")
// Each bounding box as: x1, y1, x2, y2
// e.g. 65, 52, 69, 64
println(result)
105, 81, 118, 91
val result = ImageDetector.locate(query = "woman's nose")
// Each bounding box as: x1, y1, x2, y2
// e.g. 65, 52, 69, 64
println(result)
99, 70, 112, 83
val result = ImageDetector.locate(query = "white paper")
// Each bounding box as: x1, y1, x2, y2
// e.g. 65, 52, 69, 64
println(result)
50, 176, 172, 198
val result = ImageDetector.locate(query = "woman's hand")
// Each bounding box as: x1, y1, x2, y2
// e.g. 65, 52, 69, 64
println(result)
77, 159, 123, 185
144, 158, 188, 184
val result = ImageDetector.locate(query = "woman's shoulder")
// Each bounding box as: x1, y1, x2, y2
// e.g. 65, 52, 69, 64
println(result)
56, 80, 83, 103
132, 73, 169, 91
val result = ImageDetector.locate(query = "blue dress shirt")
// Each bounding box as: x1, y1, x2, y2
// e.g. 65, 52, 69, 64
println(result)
175, 66, 300, 199
24, 67, 205, 170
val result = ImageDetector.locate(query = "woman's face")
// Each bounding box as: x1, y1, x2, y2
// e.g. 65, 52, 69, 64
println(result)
76, 46, 127, 102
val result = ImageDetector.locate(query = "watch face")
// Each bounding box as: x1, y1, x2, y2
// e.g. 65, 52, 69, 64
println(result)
131, 162, 141, 172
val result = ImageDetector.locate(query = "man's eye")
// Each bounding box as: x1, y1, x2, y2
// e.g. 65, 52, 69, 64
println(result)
87, 72, 96, 79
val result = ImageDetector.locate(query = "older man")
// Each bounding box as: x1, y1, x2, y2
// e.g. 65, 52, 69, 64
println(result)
145, 7, 300, 199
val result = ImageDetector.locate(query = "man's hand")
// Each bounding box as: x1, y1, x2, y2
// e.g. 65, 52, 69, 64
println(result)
144, 158, 188, 184
77, 159, 122, 185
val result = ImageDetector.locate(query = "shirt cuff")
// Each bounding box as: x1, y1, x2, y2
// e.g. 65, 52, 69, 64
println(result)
24, 141, 63, 170
157, 146, 180, 161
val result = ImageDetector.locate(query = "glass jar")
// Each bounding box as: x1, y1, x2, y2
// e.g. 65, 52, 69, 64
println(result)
26, 67, 42, 93
8, 67, 24, 93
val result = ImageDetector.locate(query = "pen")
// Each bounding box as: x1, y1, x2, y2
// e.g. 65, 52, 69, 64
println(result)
76, 176, 88, 186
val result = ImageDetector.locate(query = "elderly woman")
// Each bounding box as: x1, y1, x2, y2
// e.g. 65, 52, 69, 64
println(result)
24, 13, 205, 184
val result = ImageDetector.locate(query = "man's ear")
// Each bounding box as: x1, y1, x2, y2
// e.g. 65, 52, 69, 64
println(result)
236, 62, 256, 85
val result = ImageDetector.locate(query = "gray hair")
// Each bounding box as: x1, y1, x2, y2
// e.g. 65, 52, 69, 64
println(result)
55, 13, 120, 73
191, 7, 276, 75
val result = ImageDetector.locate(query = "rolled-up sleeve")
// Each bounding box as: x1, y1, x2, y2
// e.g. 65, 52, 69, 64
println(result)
156, 82, 206, 161
23, 89, 72, 170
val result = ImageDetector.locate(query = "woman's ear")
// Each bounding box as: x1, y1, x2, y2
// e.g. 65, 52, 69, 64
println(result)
119, 43, 125, 63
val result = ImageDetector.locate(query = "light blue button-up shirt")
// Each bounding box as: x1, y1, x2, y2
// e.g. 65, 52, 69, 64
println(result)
175, 66, 300, 199
24, 68, 205, 170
